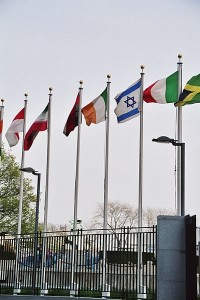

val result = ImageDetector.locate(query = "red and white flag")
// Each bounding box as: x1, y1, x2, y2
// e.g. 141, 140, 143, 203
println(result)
24, 104, 48, 151
6, 108, 24, 147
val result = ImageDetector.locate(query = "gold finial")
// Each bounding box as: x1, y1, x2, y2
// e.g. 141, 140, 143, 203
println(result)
178, 54, 182, 59
107, 74, 111, 79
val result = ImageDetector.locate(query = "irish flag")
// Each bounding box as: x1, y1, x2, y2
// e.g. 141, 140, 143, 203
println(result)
24, 104, 48, 151
6, 108, 24, 147
82, 88, 107, 126
143, 71, 178, 104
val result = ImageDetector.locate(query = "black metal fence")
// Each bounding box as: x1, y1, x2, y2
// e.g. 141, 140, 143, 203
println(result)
0, 227, 156, 299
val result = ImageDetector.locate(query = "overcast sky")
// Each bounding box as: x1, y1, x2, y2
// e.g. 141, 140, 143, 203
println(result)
0, 0, 200, 228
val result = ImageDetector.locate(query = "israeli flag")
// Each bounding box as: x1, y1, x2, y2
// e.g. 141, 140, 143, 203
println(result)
114, 79, 141, 123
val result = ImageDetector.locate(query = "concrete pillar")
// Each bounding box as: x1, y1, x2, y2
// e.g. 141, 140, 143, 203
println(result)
157, 215, 186, 300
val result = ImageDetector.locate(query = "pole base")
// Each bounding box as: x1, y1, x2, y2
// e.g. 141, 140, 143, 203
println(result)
13, 288, 21, 295
40, 289, 48, 295
102, 284, 110, 298
137, 285, 147, 299
70, 283, 79, 297
137, 294, 147, 299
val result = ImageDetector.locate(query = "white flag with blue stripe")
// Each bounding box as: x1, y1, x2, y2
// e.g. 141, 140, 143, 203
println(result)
114, 79, 141, 123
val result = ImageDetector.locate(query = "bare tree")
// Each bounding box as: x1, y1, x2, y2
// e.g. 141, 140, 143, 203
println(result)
90, 201, 138, 231
90, 201, 175, 230
88, 202, 137, 249
143, 207, 175, 228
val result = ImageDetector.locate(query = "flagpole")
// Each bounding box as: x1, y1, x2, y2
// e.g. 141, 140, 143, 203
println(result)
176, 54, 183, 216
14, 93, 28, 294
0, 99, 4, 166
102, 74, 111, 298
70, 81, 83, 297
103, 74, 111, 231
40, 87, 53, 295
17, 94, 28, 236
43, 87, 52, 234
137, 65, 146, 298
73, 80, 83, 232
138, 65, 145, 229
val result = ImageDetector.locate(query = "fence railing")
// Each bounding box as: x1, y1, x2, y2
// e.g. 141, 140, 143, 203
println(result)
0, 227, 157, 298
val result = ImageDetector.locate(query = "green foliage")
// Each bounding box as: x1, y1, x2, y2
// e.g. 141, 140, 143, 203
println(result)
0, 147, 37, 234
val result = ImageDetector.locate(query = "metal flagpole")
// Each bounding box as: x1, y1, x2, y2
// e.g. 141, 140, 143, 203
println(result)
70, 81, 83, 297
0, 99, 4, 166
137, 65, 146, 298
102, 74, 111, 298
138, 65, 145, 230
40, 87, 53, 295
176, 54, 183, 216
103, 74, 111, 232
14, 94, 28, 294
73, 81, 83, 232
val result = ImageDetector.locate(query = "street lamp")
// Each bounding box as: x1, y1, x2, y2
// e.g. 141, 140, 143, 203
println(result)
152, 136, 185, 216
20, 167, 41, 294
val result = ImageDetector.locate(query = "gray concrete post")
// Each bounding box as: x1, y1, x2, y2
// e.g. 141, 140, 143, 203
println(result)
157, 215, 186, 300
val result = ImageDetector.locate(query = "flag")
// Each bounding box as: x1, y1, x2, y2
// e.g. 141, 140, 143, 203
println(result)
63, 93, 80, 136
6, 108, 24, 147
82, 88, 107, 126
114, 79, 141, 123
143, 71, 178, 104
24, 104, 48, 151
174, 74, 200, 107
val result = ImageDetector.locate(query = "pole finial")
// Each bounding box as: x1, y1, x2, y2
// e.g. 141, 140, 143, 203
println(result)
24, 93, 28, 97
178, 53, 182, 59
79, 80, 83, 85
49, 87, 53, 92
107, 74, 111, 79
140, 65, 145, 70
1, 99, 4, 106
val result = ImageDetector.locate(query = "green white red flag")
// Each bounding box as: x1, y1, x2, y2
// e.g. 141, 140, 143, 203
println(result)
143, 71, 178, 104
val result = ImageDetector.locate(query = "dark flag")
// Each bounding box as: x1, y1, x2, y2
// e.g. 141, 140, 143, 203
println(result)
63, 93, 80, 136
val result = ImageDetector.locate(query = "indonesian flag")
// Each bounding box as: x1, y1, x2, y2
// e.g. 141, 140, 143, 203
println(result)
6, 108, 24, 147
24, 104, 48, 151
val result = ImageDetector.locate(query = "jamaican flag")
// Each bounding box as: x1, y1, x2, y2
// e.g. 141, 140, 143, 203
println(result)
174, 74, 200, 107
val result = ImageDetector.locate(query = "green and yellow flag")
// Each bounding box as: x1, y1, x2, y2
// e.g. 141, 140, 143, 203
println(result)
175, 74, 200, 107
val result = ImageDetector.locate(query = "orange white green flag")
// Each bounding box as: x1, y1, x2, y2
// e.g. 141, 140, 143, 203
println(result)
81, 88, 107, 125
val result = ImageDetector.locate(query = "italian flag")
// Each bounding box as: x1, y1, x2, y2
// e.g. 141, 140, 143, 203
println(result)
24, 104, 48, 151
82, 88, 107, 126
143, 71, 178, 104
6, 108, 24, 147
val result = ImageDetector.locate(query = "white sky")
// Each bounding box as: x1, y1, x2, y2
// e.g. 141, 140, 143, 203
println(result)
0, 0, 200, 227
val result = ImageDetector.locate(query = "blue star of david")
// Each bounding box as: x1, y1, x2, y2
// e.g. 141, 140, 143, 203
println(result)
124, 96, 136, 108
